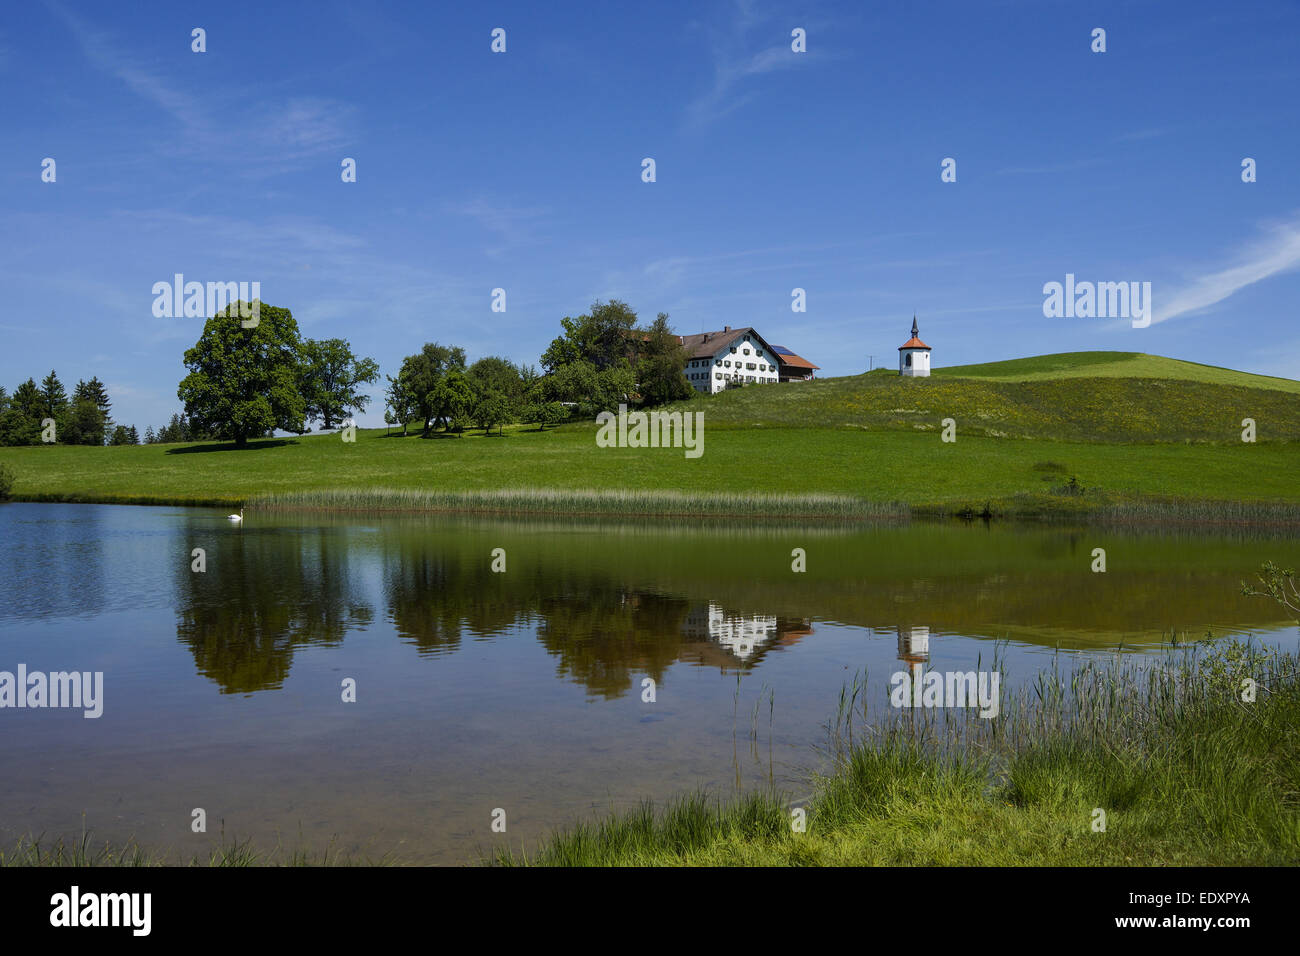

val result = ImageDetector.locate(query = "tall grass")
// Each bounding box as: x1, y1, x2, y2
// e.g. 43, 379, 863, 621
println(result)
251, 486, 909, 520
495, 639, 1300, 866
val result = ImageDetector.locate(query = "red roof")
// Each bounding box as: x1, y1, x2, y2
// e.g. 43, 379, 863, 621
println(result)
775, 351, 819, 370
898, 336, 930, 350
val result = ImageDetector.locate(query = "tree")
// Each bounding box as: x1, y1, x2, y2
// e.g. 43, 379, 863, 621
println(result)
393, 343, 467, 435
467, 356, 525, 405
12, 379, 42, 419
384, 374, 417, 437
39, 370, 68, 424
63, 399, 107, 446
541, 300, 640, 373
299, 338, 380, 430
0, 379, 43, 446
177, 301, 307, 447
540, 360, 598, 405
525, 401, 570, 430
428, 370, 475, 435
108, 424, 133, 446
0, 409, 39, 446
127, 425, 140, 445
144, 426, 156, 444
74, 377, 112, 432
637, 312, 693, 407
473, 390, 510, 435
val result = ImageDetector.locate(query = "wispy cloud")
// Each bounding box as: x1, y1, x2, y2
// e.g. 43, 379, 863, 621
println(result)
684, 1, 816, 128
1154, 215, 1300, 323
47, 1, 353, 171
996, 157, 1108, 176
46, 0, 210, 135
1115, 126, 1174, 143
447, 198, 551, 256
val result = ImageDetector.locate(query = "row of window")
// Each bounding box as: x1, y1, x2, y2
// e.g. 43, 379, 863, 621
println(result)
687, 372, 779, 384
689, 359, 772, 371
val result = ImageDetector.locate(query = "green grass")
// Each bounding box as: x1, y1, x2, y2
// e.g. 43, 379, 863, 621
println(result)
3, 421, 1299, 520
934, 350, 1300, 394
666, 363, 1300, 442
1, 351, 1296, 520
495, 639, 1300, 866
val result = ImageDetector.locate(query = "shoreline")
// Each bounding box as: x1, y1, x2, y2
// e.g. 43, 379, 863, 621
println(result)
8, 487, 1300, 527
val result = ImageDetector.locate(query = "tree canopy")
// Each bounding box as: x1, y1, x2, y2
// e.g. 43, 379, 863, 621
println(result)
299, 337, 380, 430
177, 301, 306, 447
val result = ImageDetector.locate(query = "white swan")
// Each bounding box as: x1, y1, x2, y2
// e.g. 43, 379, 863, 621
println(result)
227, 508, 244, 522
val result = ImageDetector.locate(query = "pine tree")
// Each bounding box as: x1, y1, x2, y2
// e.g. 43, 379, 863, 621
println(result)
127, 425, 140, 445
72, 377, 113, 440
144, 426, 156, 444
39, 370, 69, 421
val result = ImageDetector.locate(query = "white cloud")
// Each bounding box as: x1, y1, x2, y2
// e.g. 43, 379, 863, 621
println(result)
684, 1, 817, 128
1154, 216, 1300, 324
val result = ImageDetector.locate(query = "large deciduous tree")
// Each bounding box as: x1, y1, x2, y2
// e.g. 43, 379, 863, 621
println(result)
299, 338, 380, 430
177, 301, 306, 447
392, 343, 467, 435
540, 299, 639, 373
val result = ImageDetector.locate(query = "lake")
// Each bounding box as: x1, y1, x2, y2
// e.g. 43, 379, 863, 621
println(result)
1, 502, 1296, 863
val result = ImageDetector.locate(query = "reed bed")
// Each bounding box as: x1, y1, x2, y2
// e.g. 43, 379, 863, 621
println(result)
251, 486, 909, 520
496, 639, 1300, 866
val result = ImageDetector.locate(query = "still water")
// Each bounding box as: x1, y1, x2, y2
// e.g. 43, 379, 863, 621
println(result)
1, 503, 1296, 863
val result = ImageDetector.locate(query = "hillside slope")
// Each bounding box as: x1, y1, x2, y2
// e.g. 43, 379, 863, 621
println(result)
674, 353, 1300, 443
933, 351, 1300, 395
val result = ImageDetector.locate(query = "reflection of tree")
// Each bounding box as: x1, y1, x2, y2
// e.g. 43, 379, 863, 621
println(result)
175, 528, 373, 694
382, 546, 523, 655
536, 586, 694, 699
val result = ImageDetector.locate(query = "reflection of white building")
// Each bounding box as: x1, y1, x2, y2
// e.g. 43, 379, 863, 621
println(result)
897, 625, 930, 686
683, 604, 778, 660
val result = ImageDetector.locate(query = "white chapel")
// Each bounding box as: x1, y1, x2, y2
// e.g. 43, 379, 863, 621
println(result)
898, 316, 931, 377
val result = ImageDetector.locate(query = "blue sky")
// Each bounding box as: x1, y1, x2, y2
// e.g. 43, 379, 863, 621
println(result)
3, 0, 1298, 430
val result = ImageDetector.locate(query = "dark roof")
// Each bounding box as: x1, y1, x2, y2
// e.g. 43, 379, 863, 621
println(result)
680, 327, 779, 360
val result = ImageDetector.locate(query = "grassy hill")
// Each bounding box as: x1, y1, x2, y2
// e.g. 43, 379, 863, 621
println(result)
672, 352, 1300, 443
934, 351, 1300, 394
1, 352, 1297, 519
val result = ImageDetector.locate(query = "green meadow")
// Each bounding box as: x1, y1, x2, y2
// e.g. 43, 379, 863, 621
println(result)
0, 351, 1296, 519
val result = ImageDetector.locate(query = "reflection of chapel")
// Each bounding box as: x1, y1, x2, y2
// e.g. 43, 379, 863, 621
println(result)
899, 316, 931, 377
897, 626, 930, 687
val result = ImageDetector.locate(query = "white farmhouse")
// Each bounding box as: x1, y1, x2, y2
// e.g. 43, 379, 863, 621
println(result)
898, 316, 931, 377
679, 326, 783, 394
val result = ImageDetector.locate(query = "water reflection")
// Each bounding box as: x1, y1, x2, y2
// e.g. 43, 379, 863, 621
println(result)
145, 510, 1300, 698
897, 625, 930, 687
174, 526, 373, 694
384, 545, 523, 655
